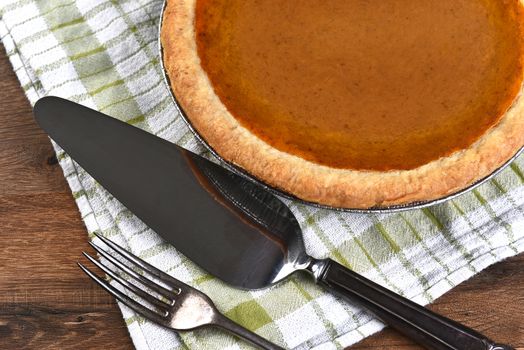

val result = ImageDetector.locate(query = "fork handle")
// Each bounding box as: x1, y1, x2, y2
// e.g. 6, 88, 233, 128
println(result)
317, 259, 513, 350
213, 314, 285, 350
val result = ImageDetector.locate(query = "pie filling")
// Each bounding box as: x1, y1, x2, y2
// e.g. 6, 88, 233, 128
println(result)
195, 0, 524, 171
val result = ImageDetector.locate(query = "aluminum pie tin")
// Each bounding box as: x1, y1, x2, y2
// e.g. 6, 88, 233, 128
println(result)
157, 1, 524, 213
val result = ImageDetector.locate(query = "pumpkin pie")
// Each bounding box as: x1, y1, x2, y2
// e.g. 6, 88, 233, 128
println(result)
161, 0, 524, 209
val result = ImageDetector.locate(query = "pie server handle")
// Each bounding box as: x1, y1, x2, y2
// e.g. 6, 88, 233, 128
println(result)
316, 259, 513, 350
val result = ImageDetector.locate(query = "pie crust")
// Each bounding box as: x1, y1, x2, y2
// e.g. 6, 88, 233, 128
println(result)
161, 0, 524, 209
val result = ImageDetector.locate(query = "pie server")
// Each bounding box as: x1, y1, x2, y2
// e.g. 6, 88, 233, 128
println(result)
33, 96, 512, 350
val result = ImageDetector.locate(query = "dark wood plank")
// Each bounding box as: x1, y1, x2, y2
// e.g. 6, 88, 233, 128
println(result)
0, 144, 66, 195
0, 45, 134, 350
0, 52, 47, 147
0, 42, 522, 350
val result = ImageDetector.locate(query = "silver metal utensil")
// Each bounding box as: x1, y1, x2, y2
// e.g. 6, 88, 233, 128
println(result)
79, 232, 283, 350
35, 96, 513, 350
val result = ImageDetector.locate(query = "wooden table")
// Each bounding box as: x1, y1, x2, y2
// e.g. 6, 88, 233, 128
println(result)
0, 46, 523, 350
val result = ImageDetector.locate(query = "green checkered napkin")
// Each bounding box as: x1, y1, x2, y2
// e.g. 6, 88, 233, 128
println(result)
2, 1, 524, 349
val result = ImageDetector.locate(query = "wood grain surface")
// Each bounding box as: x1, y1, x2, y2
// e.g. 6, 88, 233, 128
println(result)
0, 45, 523, 350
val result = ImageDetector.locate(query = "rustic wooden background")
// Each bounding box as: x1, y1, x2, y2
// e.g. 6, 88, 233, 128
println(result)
0, 46, 523, 350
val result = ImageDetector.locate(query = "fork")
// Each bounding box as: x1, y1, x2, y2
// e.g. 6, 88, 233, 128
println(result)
78, 232, 284, 350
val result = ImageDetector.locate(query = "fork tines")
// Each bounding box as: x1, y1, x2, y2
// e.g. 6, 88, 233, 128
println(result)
78, 232, 185, 324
